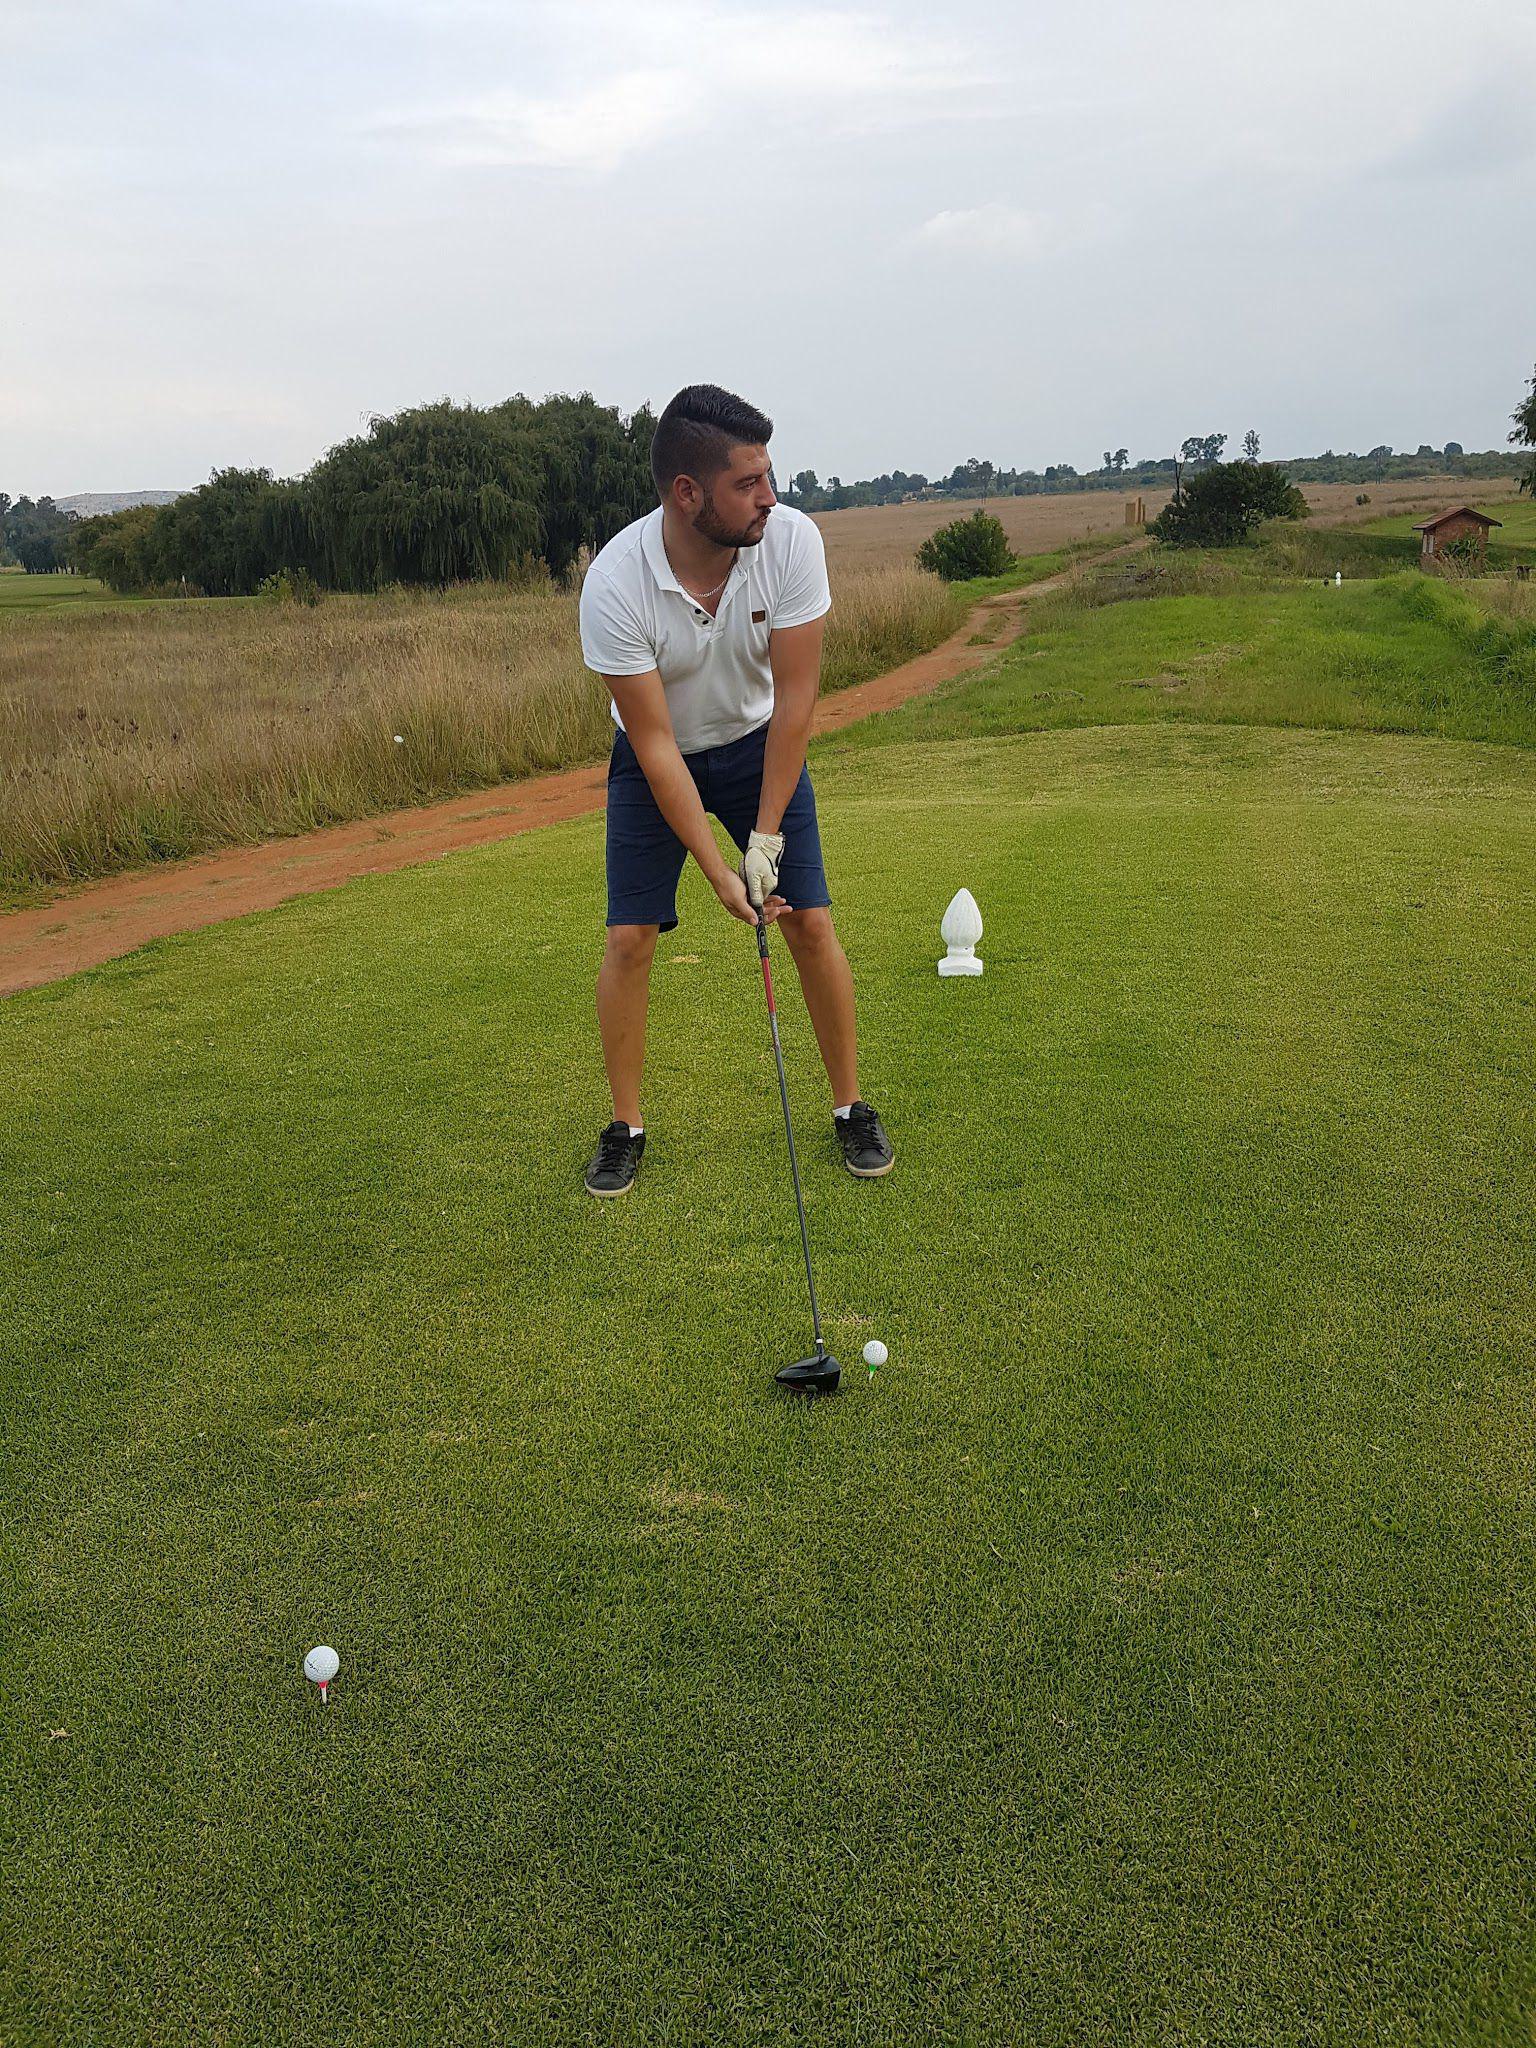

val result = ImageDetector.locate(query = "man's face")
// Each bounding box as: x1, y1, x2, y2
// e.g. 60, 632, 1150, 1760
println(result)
686, 442, 776, 548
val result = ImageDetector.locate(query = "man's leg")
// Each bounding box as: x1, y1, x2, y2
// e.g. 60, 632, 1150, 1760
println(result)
596, 922, 660, 1129
777, 906, 858, 1106
597, 723, 690, 1150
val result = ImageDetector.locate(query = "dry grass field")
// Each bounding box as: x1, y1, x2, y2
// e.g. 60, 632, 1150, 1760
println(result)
812, 474, 1525, 571
0, 564, 958, 901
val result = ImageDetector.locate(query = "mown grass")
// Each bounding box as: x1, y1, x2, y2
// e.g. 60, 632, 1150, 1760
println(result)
4, 719, 1534, 2044
839, 571, 1536, 758
0, 565, 962, 906
0, 570, 150, 614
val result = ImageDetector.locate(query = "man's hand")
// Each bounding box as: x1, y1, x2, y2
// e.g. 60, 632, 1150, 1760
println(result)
740, 828, 785, 910
711, 865, 787, 927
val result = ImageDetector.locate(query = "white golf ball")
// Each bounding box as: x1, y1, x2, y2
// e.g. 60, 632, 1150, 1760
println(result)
862, 1340, 888, 1368
303, 1645, 340, 1685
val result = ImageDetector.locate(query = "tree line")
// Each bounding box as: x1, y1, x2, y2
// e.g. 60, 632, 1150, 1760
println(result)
9, 365, 1533, 589
60, 394, 657, 596
782, 436, 1528, 512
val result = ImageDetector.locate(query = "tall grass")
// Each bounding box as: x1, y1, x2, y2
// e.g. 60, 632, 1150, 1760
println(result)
1380, 569, 1536, 687
1247, 524, 1421, 580
0, 566, 962, 901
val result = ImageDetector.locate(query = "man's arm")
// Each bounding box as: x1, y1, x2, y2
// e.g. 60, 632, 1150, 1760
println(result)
756, 615, 826, 834
608, 670, 784, 926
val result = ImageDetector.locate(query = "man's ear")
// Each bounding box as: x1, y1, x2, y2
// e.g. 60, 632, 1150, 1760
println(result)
671, 474, 702, 514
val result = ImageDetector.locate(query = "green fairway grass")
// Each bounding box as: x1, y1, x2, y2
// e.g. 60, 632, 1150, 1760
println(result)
0, 570, 148, 614
4, 713, 1535, 2042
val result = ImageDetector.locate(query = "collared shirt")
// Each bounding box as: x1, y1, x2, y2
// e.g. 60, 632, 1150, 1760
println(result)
578, 503, 832, 756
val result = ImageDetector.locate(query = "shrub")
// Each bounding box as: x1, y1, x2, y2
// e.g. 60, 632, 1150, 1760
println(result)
1438, 532, 1486, 574
915, 509, 1015, 582
256, 568, 320, 606
1151, 462, 1308, 548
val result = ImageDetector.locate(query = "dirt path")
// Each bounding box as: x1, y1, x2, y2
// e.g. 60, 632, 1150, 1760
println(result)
0, 545, 1144, 999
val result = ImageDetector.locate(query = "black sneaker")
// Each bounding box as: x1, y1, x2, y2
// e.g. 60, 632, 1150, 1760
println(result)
585, 1120, 645, 1197
835, 1100, 894, 1178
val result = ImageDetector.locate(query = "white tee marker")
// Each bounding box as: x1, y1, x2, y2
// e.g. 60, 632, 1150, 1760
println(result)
304, 1645, 340, 1704
939, 889, 984, 976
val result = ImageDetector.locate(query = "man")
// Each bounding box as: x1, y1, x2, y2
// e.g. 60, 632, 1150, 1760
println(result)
578, 382, 895, 1197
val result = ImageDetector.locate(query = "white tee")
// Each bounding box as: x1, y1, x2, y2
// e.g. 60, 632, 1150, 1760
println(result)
578, 503, 832, 755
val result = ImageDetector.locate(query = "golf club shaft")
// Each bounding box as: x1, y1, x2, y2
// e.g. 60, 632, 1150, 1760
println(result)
756, 918, 824, 1349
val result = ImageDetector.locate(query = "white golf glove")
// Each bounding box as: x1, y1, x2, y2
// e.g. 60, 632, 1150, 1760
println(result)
741, 828, 785, 909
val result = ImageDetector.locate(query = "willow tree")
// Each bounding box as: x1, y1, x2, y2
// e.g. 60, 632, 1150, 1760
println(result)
497, 391, 657, 577
297, 402, 544, 589
151, 468, 286, 594
67, 504, 168, 590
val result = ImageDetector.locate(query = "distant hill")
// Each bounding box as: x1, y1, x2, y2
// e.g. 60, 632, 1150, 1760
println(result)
55, 491, 184, 517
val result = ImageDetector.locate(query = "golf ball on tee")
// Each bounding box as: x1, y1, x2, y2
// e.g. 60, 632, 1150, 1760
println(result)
304, 1645, 340, 1686
862, 1340, 888, 1369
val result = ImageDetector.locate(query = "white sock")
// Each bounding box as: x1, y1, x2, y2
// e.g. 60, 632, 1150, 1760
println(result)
833, 1103, 853, 1121
628, 1123, 644, 1137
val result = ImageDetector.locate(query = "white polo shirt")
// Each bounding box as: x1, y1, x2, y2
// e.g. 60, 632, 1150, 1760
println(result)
578, 503, 832, 756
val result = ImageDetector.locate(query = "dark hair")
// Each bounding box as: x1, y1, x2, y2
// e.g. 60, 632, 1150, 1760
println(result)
650, 384, 774, 499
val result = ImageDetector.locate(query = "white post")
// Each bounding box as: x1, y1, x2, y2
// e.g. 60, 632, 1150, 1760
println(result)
939, 889, 984, 976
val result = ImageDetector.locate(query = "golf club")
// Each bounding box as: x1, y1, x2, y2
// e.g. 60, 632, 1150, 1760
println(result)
754, 911, 840, 1396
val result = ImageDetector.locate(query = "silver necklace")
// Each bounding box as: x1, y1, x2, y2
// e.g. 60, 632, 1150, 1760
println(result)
677, 551, 737, 603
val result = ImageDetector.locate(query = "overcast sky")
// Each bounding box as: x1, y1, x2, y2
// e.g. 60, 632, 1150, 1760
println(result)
3, 0, 1533, 497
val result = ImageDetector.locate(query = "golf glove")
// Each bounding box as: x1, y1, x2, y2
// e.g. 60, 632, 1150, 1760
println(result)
741, 828, 785, 909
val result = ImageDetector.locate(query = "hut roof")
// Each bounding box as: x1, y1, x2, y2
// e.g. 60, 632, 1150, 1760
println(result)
1412, 506, 1503, 533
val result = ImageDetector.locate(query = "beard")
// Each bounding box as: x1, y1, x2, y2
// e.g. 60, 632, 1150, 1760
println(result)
692, 488, 769, 549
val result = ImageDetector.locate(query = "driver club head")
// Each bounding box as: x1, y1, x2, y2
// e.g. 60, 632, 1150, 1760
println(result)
774, 1351, 841, 1398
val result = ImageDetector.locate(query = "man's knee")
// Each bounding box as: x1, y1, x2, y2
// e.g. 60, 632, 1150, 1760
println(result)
603, 923, 660, 972
778, 905, 836, 958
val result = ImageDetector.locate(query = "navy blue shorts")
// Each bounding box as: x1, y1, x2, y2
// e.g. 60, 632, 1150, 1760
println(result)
605, 719, 831, 933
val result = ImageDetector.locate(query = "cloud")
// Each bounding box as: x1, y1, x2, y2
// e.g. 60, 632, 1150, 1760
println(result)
392, 70, 691, 174
1372, 76, 1536, 183
370, 3, 991, 174
913, 203, 1042, 259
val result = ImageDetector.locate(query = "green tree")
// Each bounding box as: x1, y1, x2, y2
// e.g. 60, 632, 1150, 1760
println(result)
1180, 434, 1226, 468
1242, 430, 1261, 463
915, 509, 1014, 581
151, 468, 286, 595
2, 495, 73, 573
1509, 366, 1536, 494
67, 504, 172, 591
1150, 461, 1306, 547
298, 403, 542, 590
503, 391, 654, 579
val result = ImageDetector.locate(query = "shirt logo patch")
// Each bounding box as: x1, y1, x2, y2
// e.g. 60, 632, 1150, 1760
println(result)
752, 609, 767, 623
